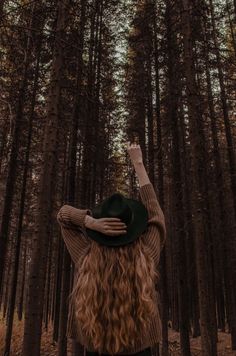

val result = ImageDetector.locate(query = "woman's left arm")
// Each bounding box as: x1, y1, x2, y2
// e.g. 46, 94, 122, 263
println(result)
57, 204, 92, 230
57, 204, 127, 264
57, 205, 92, 264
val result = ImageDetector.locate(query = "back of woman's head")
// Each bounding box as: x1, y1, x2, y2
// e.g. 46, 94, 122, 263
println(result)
69, 237, 159, 355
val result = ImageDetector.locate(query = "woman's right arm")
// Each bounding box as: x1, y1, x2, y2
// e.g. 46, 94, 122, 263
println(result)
126, 142, 150, 187
127, 143, 166, 265
133, 161, 150, 187
135, 162, 166, 259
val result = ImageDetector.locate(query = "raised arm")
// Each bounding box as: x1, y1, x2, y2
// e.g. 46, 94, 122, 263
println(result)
126, 142, 166, 265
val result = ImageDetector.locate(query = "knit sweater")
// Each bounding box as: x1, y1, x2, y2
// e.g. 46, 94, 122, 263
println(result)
57, 183, 166, 355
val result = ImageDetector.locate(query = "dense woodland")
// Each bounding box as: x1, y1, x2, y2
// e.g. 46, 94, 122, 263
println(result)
0, 0, 236, 355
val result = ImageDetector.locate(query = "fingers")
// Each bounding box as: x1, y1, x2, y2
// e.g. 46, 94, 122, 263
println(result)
103, 218, 126, 225
107, 225, 127, 231
106, 221, 126, 226
102, 217, 123, 222
100, 216, 128, 237
107, 224, 127, 231
106, 230, 127, 236
126, 141, 140, 148
103, 219, 127, 236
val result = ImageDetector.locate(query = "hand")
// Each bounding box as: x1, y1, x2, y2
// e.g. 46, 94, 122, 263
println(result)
85, 215, 127, 236
126, 142, 143, 166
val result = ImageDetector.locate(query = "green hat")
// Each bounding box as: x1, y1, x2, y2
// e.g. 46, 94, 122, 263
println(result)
85, 192, 148, 247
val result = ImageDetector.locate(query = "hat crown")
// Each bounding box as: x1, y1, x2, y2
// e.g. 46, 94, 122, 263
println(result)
101, 193, 133, 225
86, 193, 148, 247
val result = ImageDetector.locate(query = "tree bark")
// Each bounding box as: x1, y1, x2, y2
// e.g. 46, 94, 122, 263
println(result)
180, 0, 217, 354
22, 1, 70, 354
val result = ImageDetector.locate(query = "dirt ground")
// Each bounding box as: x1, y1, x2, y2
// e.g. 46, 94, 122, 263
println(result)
1, 313, 236, 355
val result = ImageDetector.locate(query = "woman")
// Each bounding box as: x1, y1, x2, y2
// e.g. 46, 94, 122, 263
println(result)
57, 143, 166, 356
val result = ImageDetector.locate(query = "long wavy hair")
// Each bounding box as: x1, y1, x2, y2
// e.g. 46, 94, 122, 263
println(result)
69, 235, 159, 355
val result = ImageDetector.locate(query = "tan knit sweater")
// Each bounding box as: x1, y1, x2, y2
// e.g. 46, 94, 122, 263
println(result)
57, 183, 166, 354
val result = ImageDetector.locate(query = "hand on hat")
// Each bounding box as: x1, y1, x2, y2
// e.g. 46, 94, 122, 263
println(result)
85, 215, 127, 236
126, 141, 143, 165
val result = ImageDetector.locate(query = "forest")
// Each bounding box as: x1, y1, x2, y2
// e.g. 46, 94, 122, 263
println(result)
0, 0, 236, 355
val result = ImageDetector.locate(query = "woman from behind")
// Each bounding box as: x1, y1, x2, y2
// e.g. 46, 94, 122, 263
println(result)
57, 143, 166, 356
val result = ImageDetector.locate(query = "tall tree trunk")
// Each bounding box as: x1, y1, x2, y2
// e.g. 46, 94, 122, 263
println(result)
225, 0, 236, 56
22, 1, 69, 354
166, 0, 191, 354
152, 5, 168, 355
57, 2, 87, 354
91, 0, 103, 205
53, 239, 63, 342
81, 0, 98, 207
17, 242, 26, 321
179, 101, 200, 338
180, 0, 217, 354
204, 9, 236, 348
0, 6, 34, 291
209, 0, 236, 218
3, 29, 41, 356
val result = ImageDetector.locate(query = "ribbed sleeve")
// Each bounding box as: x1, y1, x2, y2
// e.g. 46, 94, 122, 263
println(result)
139, 183, 166, 266
57, 205, 92, 264
57, 204, 92, 230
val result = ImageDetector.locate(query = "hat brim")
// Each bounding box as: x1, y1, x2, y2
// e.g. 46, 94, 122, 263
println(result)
85, 199, 148, 247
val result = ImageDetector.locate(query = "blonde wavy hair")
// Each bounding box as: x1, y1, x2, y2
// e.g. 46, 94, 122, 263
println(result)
69, 236, 159, 355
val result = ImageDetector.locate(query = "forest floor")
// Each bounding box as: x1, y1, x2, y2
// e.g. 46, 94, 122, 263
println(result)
0, 312, 236, 355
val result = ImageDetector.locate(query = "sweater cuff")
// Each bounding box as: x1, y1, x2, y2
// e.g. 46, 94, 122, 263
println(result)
139, 183, 157, 201
70, 207, 92, 229
60, 205, 92, 230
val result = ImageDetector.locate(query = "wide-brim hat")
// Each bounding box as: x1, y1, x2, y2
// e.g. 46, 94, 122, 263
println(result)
85, 192, 148, 247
